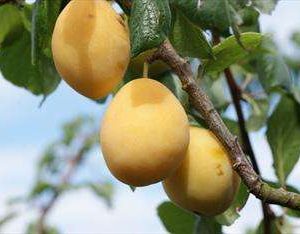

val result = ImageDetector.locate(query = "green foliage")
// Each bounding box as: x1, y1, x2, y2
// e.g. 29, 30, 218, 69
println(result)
0, 4, 23, 45
246, 97, 269, 131
26, 222, 61, 234
252, 0, 279, 14
255, 37, 291, 92
0, 212, 18, 229
0, 29, 60, 96
215, 182, 249, 226
291, 31, 300, 47
170, 0, 233, 32
169, 8, 213, 59
204, 32, 263, 74
195, 216, 222, 234
89, 183, 114, 208
157, 202, 196, 234
31, 0, 62, 61
2, 0, 300, 233
129, 0, 171, 57
267, 94, 300, 186
0, 2, 61, 97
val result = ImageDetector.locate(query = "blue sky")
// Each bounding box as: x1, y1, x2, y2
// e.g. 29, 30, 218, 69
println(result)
1, 1, 300, 233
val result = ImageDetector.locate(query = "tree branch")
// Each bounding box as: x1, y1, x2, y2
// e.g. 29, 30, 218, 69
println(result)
224, 68, 275, 234
148, 39, 300, 210
36, 135, 93, 234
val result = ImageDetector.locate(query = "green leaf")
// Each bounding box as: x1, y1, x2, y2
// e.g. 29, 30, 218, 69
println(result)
239, 6, 260, 33
0, 212, 18, 228
223, 118, 242, 144
62, 116, 93, 145
215, 182, 249, 226
129, 185, 136, 192
156, 72, 189, 110
26, 222, 61, 234
204, 32, 263, 74
255, 38, 291, 92
201, 75, 230, 110
195, 216, 222, 234
0, 4, 23, 46
30, 181, 56, 198
266, 95, 300, 186
157, 201, 196, 234
170, 0, 231, 32
169, 8, 213, 59
0, 29, 60, 96
31, 0, 62, 62
246, 98, 269, 131
129, 0, 171, 57
255, 217, 291, 234
90, 182, 114, 208
252, 0, 279, 14
292, 86, 300, 105
291, 31, 300, 48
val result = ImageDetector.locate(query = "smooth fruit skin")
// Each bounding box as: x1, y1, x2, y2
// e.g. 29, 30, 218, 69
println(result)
52, 0, 130, 99
100, 78, 189, 186
163, 127, 240, 216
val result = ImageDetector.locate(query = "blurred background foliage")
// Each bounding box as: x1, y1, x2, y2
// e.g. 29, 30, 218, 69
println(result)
1, 0, 300, 233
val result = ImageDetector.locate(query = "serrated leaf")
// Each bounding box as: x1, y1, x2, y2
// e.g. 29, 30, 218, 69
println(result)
0, 29, 60, 95
0, 4, 23, 46
129, 0, 171, 57
195, 216, 222, 234
266, 95, 300, 186
215, 182, 249, 226
157, 201, 196, 234
169, 8, 213, 59
204, 32, 263, 74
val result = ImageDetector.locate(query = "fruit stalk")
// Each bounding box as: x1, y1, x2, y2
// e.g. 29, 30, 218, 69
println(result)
148, 39, 300, 210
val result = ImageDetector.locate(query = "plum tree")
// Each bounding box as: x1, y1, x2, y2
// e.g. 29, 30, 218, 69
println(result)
100, 78, 189, 186
52, 0, 130, 99
163, 127, 240, 216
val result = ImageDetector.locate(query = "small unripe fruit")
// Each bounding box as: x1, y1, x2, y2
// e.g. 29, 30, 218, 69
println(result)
52, 0, 130, 99
163, 127, 240, 216
100, 78, 189, 186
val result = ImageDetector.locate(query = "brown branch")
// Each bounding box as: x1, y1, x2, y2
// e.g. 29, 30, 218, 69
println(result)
224, 68, 275, 234
36, 137, 92, 234
148, 39, 300, 210
213, 31, 275, 232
